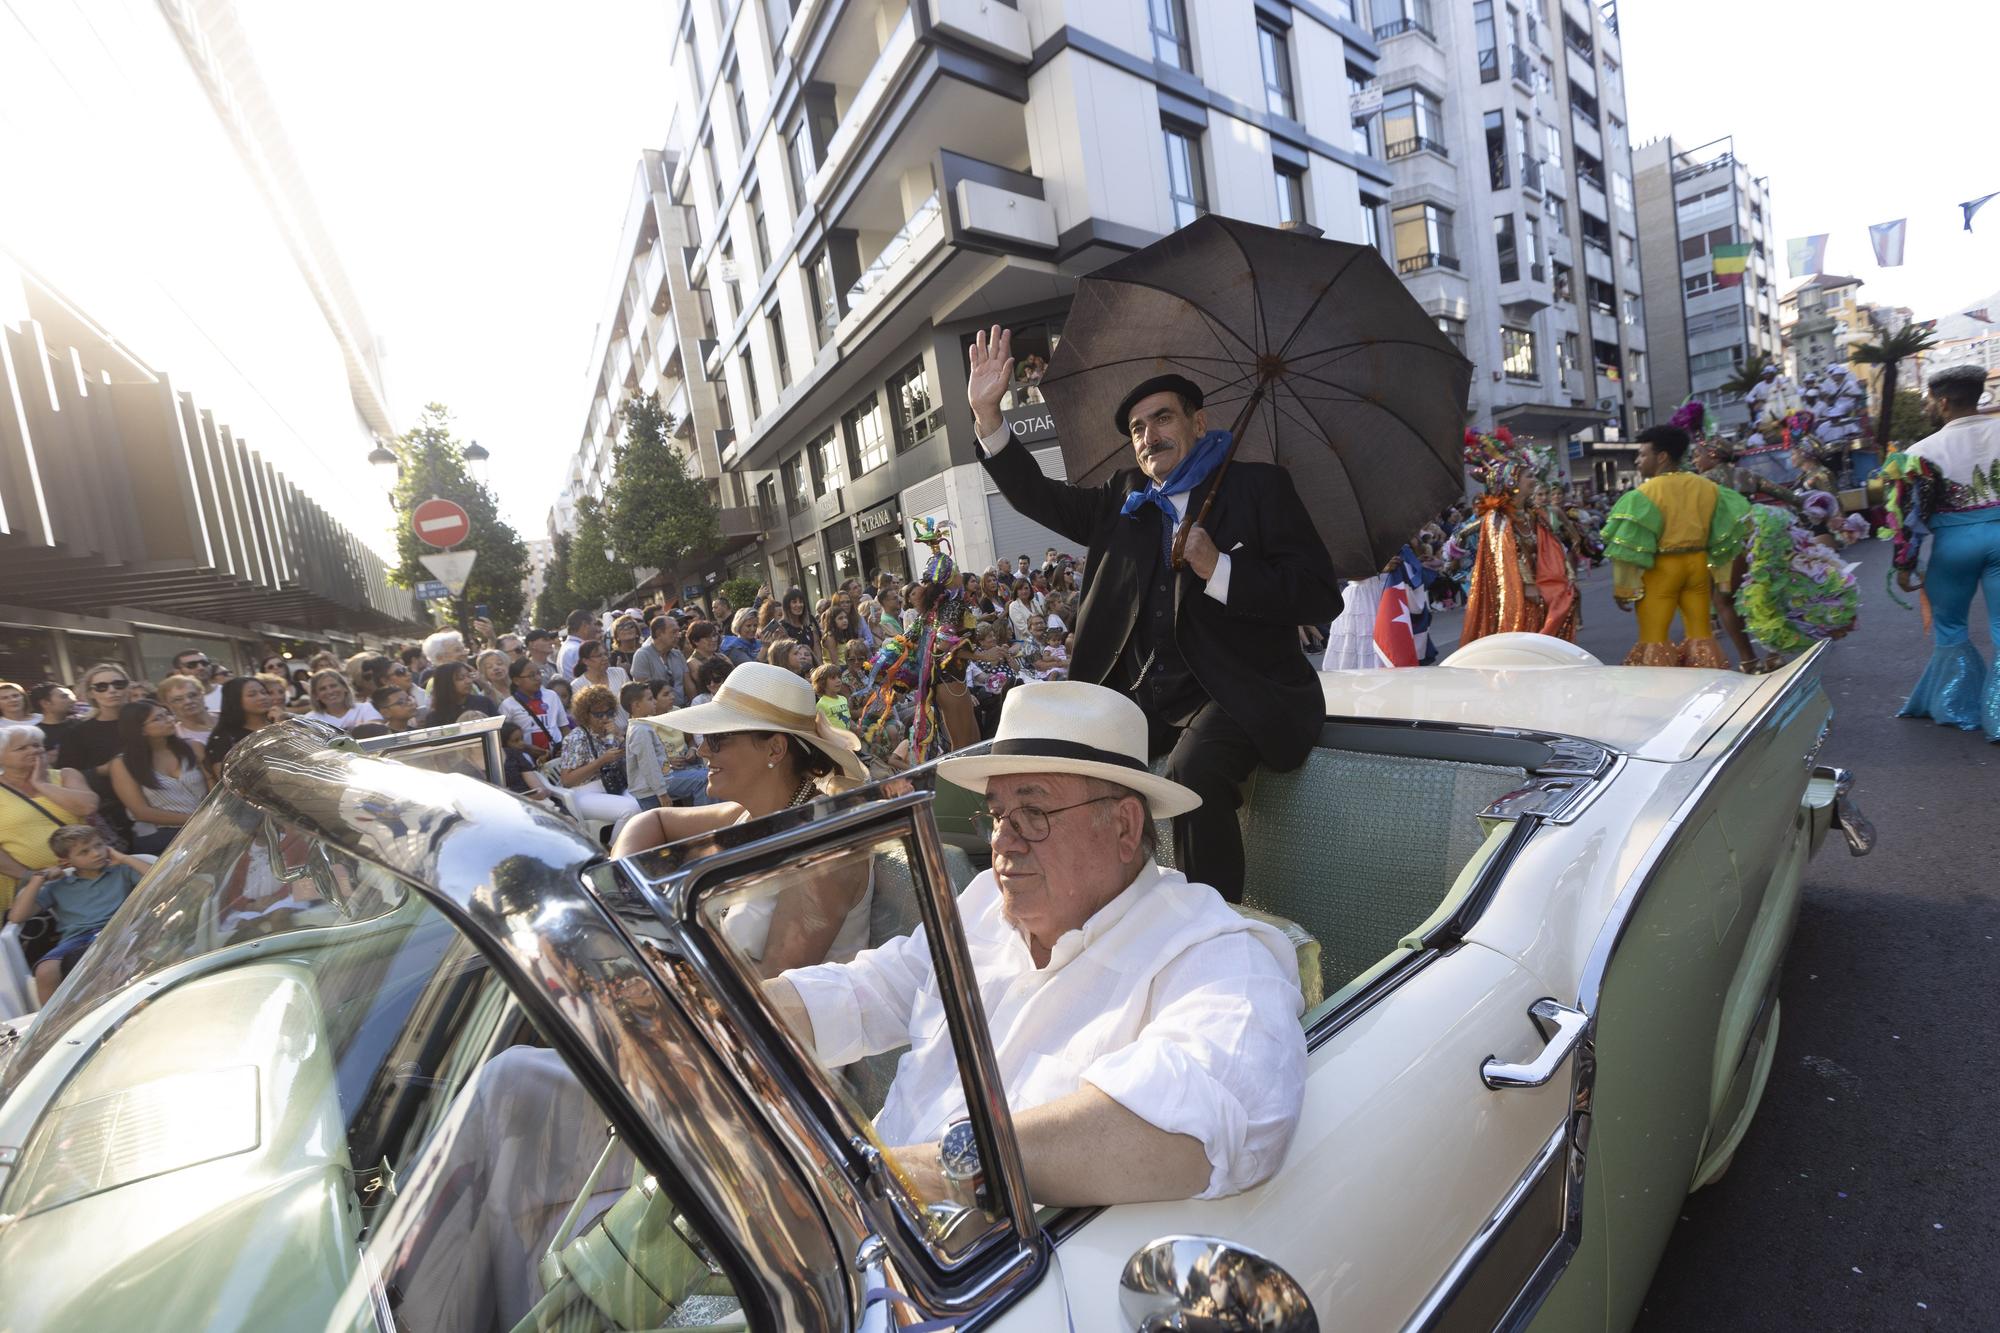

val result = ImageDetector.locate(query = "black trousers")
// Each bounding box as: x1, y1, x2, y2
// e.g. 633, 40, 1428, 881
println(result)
1147, 700, 1261, 903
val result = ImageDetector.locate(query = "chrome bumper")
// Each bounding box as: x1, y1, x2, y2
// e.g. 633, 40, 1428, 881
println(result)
1812, 765, 1875, 856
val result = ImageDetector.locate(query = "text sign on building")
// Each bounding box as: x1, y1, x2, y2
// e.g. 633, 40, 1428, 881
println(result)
1349, 83, 1382, 119
412, 497, 471, 549
855, 502, 901, 539
1002, 401, 1058, 446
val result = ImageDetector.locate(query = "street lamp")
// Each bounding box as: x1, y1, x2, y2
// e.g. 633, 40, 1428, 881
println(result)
462, 438, 490, 484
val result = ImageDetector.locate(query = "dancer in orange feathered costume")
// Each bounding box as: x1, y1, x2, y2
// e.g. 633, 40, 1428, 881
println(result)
1456, 427, 1581, 644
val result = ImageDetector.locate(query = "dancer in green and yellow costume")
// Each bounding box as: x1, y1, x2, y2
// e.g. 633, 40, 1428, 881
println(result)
1601, 424, 1751, 668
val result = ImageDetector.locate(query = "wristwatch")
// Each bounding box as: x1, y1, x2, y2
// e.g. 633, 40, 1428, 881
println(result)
938, 1119, 988, 1211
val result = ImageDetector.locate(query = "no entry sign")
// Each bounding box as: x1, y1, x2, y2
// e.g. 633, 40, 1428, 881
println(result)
411, 497, 471, 549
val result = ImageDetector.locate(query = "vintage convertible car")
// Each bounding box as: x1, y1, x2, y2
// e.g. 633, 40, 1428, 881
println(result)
0, 644, 1871, 1332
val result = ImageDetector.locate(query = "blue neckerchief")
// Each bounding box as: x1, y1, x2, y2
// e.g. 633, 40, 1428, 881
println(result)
1119, 429, 1233, 552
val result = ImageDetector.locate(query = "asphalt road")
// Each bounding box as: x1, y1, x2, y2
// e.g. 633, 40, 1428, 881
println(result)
1431, 541, 2000, 1331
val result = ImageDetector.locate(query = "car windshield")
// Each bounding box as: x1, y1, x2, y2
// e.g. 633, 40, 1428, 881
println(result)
0, 788, 745, 1332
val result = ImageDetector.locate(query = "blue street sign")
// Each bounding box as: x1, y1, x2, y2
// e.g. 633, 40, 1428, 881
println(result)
416, 579, 451, 601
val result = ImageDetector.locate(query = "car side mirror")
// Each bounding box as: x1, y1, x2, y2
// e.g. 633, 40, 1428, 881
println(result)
1119, 1235, 1317, 1332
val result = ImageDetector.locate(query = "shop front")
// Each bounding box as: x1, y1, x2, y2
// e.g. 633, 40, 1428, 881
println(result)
853, 500, 909, 584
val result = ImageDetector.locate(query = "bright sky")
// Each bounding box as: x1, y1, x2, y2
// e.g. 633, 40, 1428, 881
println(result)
1617, 0, 2000, 321
235, 0, 672, 539
233, 0, 1997, 536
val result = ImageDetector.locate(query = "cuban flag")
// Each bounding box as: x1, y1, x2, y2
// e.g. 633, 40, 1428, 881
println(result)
1372, 545, 1436, 668
1868, 218, 1907, 268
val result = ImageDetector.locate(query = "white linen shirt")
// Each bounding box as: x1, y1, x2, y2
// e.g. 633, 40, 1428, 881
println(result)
784, 861, 1306, 1200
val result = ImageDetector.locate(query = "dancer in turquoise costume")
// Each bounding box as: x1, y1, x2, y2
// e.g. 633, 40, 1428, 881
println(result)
1881, 364, 2000, 739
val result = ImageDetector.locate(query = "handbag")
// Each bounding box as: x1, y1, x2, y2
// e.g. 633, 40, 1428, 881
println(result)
4, 784, 69, 966
589, 731, 629, 796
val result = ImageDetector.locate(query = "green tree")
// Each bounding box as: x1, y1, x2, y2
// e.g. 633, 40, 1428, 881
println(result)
568, 495, 625, 606
1719, 351, 1777, 403
1849, 324, 1940, 448
718, 576, 761, 615
534, 530, 574, 627
1885, 387, 1938, 446
605, 393, 722, 580
389, 403, 528, 627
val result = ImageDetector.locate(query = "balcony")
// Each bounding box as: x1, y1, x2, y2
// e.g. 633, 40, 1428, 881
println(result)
1385, 134, 1450, 161
1583, 241, 1612, 284
1510, 46, 1534, 87
1520, 157, 1545, 194
643, 243, 669, 316
718, 506, 764, 540
1577, 176, 1608, 221
844, 191, 944, 318
1398, 251, 1461, 275
1374, 15, 1435, 41
1571, 113, 1603, 159
810, 7, 918, 201
609, 341, 633, 393
1565, 43, 1596, 97
927, 0, 1029, 62
953, 175, 1057, 249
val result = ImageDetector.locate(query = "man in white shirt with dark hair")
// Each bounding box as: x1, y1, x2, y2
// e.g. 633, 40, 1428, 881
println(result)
768, 680, 1307, 1206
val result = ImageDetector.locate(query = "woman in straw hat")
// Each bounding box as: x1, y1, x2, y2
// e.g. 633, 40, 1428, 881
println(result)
612, 662, 872, 973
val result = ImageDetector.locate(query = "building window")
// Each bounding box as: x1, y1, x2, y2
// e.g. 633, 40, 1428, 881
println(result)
1629, 349, 1645, 382
785, 119, 812, 204
748, 183, 772, 275
1375, 0, 1434, 40
741, 348, 762, 420
1622, 292, 1641, 326
1348, 67, 1377, 156
1149, 0, 1192, 70
1523, 213, 1542, 279
1552, 260, 1573, 302
1382, 86, 1446, 159
1620, 232, 1638, 272
719, 239, 740, 322
1501, 326, 1537, 379
1683, 273, 1713, 299
1495, 213, 1519, 283
845, 394, 890, 477
769, 306, 791, 389
1436, 315, 1467, 353
890, 359, 943, 452
1474, 1, 1499, 82
1391, 202, 1457, 273
809, 427, 843, 497
1546, 194, 1568, 237
1275, 164, 1307, 226
756, 473, 779, 522
1516, 112, 1537, 189
806, 247, 839, 347
1484, 111, 1509, 188
701, 130, 722, 207
782, 454, 809, 513
1162, 121, 1208, 228
1258, 22, 1295, 119
1689, 346, 1743, 377
725, 57, 750, 149
1611, 170, 1633, 211
1544, 121, 1563, 172
764, 0, 797, 45
712, 376, 734, 431
1559, 332, 1580, 374
1359, 193, 1387, 255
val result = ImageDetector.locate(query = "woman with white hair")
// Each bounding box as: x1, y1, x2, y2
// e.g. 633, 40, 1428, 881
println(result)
0, 722, 100, 911
421, 629, 468, 679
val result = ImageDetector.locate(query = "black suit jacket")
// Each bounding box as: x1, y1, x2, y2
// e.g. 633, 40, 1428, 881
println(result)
980, 438, 1342, 771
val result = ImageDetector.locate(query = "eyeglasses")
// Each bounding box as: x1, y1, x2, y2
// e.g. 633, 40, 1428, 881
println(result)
89, 679, 131, 692
179, 657, 211, 669
974, 794, 1125, 844
691, 733, 746, 753
590, 708, 615, 719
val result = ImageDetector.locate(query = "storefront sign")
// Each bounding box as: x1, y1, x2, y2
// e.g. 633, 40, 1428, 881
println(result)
1002, 402, 1058, 445
855, 501, 901, 538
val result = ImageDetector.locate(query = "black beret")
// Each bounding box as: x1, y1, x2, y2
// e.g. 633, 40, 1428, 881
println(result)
1114, 373, 1205, 435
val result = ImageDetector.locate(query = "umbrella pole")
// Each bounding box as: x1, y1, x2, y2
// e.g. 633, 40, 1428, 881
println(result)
1170, 378, 1270, 569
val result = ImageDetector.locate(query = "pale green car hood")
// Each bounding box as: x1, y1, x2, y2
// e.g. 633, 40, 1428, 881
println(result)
1321, 664, 1781, 761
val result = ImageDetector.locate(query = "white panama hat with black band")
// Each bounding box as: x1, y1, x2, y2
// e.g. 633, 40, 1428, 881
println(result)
935, 680, 1201, 819
664, 661, 868, 784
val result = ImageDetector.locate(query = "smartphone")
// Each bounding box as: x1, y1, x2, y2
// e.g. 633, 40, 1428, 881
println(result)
474, 604, 491, 620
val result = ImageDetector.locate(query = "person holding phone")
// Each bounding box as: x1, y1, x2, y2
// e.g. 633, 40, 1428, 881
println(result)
0, 723, 101, 912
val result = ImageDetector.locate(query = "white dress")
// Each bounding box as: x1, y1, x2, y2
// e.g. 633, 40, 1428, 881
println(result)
1322, 574, 1388, 670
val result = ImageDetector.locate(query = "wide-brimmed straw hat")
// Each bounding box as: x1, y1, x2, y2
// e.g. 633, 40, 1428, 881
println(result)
665, 662, 868, 784
935, 681, 1200, 818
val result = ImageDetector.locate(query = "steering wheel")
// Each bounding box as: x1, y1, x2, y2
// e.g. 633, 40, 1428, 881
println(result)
508, 1132, 734, 1333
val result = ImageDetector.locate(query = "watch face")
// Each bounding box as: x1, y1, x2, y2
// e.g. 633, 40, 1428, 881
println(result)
940, 1120, 981, 1180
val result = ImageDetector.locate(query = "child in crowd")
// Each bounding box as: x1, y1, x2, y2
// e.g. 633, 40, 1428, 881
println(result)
498, 720, 549, 802
621, 682, 710, 810
7, 824, 147, 1002
811, 663, 852, 730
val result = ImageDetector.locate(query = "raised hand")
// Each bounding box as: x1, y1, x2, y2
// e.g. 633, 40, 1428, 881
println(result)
967, 325, 1014, 436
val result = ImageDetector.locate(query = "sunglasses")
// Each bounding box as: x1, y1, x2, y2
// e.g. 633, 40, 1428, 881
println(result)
180, 657, 211, 669
90, 679, 131, 692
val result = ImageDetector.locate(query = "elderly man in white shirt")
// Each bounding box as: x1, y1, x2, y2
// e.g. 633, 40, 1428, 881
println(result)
766, 680, 1307, 1207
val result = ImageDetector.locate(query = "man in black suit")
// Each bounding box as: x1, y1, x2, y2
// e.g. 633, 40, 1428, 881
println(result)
967, 326, 1341, 902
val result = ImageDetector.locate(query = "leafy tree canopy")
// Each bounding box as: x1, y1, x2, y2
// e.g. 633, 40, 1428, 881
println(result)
389, 403, 528, 626
605, 393, 722, 580
534, 530, 574, 628
568, 495, 626, 607
1885, 388, 1938, 446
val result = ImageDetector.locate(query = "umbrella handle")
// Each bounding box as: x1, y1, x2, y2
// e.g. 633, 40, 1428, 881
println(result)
1171, 380, 1269, 570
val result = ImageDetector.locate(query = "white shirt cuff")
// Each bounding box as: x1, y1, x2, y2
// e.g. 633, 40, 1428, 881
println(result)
977, 422, 1014, 456
1203, 552, 1231, 604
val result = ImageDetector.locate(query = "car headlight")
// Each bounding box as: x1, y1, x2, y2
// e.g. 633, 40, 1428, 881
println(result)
4, 1065, 260, 1218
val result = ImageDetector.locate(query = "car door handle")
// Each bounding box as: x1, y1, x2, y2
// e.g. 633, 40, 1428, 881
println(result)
1482, 998, 1588, 1090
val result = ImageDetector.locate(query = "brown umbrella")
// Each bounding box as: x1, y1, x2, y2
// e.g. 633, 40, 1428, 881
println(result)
1038, 216, 1471, 578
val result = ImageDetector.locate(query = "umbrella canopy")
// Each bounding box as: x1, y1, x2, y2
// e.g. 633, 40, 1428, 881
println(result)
1038, 216, 1472, 578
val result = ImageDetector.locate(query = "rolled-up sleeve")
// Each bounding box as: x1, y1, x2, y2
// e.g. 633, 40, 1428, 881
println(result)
783, 927, 932, 1068
1079, 933, 1306, 1199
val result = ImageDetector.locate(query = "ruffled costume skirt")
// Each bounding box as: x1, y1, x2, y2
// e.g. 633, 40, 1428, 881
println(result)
1898, 509, 2000, 740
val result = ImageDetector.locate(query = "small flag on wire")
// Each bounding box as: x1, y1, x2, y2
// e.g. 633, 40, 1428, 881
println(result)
1711, 241, 1751, 286
1786, 234, 1828, 278
1962, 193, 1998, 232
1869, 218, 1907, 267
1371, 546, 1435, 668
1967, 309, 1993, 324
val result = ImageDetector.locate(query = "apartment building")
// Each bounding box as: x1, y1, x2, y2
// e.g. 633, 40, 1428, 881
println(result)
0, 0, 418, 684
1633, 134, 1784, 436
1776, 273, 1865, 382
554, 0, 1392, 604
1367, 0, 1646, 491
